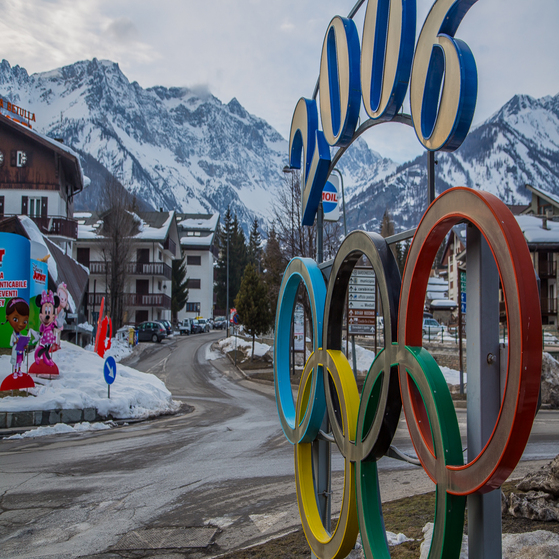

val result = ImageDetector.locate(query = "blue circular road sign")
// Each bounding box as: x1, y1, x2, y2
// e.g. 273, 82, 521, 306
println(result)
103, 355, 117, 385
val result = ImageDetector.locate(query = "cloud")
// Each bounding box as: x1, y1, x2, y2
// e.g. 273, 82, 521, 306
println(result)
105, 18, 139, 43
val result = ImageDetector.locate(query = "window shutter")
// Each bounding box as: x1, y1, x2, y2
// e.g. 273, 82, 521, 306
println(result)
0, 196, 4, 217
10, 150, 16, 167
21, 196, 28, 215
41, 196, 48, 218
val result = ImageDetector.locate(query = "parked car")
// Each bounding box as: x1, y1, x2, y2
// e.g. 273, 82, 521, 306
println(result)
178, 318, 192, 336
192, 318, 210, 334
422, 318, 444, 337
158, 319, 173, 337
137, 321, 167, 343
213, 316, 227, 330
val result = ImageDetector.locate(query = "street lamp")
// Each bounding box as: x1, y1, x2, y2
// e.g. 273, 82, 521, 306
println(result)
282, 166, 296, 258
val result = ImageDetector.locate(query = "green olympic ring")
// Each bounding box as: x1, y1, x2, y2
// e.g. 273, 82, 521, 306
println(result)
274, 187, 542, 559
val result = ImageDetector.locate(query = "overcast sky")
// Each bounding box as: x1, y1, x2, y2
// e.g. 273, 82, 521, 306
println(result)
0, 0, 558, 162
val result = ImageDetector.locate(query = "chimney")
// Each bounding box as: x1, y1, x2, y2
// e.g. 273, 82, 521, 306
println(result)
542, 209, 552, 230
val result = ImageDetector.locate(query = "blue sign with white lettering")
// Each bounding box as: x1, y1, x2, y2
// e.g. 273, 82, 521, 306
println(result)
103, 355, 117, 385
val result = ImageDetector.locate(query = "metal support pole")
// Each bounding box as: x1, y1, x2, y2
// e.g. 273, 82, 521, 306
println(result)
226, 230, 230, 338
317, 203, 324, 265
466, 225, 502, 558
312, 201, 330, 558
427, 151, 436, 205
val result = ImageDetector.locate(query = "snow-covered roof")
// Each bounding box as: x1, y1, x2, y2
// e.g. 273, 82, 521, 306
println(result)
180, 233, 215, 248
176, 213, 219, 232
430, 299, 458, 309
516, 215, 559, 244
76, 210, 175, 242
525, 184, 559, 210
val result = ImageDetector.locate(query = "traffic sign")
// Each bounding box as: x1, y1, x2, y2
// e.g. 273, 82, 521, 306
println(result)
348, 267, 376, 334
104, 356, 117, 385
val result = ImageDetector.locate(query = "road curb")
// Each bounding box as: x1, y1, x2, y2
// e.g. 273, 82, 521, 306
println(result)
0, 407, 103, 429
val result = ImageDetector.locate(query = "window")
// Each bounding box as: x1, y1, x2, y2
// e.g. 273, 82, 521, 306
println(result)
77, 247, 90, 268
189, 279, 201, 289
158, 280, 162, 291
158, 250, 162, 261
186, 302, 200, 312
28, 197, 42, 218
187, 255, 201, 266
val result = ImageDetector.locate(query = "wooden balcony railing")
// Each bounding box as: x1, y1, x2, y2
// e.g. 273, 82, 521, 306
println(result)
23, 215, 78, 239
88, 261, 172, 279
88, 292, 171, 309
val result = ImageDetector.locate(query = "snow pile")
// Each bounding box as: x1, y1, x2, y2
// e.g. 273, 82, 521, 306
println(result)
104, 336, 135, 363
7, 421, 113, 439
217, 335, 270, 360
0, 341, 178, 419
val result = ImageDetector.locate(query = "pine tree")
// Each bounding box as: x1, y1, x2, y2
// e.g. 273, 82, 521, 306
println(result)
247, 217, 262, 272
262, 225, 286, 319
171, 259, 189, 323
235, 263, 272, 359
215, 208, 248, 312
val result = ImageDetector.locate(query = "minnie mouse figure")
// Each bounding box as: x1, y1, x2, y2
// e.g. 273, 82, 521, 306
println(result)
33, 290, 60, 369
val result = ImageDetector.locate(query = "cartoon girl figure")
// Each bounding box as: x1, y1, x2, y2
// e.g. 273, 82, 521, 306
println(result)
55, 282, 69, 348
5, 298, 30, 378
35, 290, 60, 367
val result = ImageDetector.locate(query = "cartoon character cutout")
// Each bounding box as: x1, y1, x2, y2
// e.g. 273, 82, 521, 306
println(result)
54, 282, 70, 349
34, 290, 60, 367
6, 298, 30, 377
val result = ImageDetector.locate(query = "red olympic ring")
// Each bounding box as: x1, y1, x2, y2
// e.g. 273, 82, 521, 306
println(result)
399, 187, 542, 493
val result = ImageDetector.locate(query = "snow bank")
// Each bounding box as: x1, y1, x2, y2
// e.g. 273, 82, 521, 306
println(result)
217, 335, 270, 359
7, 421, 113, 439
0, 341, 178, 419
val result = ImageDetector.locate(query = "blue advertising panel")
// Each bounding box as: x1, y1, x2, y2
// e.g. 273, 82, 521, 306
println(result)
29, 259, 48, 334
0, 233, 31, 348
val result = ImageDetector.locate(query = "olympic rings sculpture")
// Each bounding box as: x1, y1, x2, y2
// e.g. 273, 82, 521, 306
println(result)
274, 187, 542, 559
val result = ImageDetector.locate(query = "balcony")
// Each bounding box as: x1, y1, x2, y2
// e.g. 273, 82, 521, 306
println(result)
88, 261, 172, 279
164, 237, 176, 257
539, 261, 557, 278
541, 297, 557, 315
23, 215, 78, 239
89, 292, 171, 309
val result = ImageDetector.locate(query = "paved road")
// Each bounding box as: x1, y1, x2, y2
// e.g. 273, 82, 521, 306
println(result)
0, 332, 557, 558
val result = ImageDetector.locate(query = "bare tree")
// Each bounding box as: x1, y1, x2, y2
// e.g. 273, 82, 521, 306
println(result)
273, 171, 343, 262
99, 177, 138, 329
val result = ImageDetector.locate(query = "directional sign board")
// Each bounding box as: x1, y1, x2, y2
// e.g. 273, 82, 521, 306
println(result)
348, 268, 376, 335
104, 355, 117, 385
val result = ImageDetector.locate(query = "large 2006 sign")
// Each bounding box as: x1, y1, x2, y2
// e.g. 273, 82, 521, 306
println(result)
289, 0, 479, 226
274, 189, 542, 558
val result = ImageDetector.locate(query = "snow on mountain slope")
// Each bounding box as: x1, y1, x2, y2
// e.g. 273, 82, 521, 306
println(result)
0, 58, 389, 232
346, 93, 559, 233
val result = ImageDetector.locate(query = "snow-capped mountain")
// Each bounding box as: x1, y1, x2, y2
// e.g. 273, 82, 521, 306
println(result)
346, 93, 559, 233
1, 58, 557, 236
0, 59, 387, 233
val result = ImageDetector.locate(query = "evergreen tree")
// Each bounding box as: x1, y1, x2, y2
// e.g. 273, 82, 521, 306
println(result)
247, 217, 262, 272
235, 263, 272, 359
171, 259, 189, 323
262, 225, 287, 318
215, 208, 248, 312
